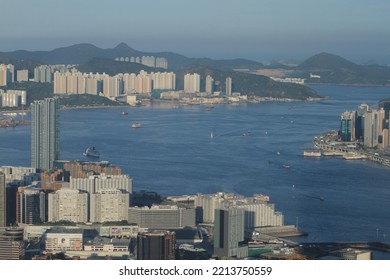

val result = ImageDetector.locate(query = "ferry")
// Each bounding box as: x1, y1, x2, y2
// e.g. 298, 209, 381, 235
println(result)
83, 147, 100, 158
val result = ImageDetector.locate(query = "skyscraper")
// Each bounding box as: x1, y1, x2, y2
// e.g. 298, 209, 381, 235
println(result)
205, 75, 214, 95
0, 172, 5, 227
213, 208, 248, 259
225, 77, 232, 97
31, 98, 60, 170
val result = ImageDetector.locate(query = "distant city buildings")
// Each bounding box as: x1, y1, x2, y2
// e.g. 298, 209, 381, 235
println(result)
0, 89, 27, 107
194, 192, 283, 229
340, 104, 389, 148
0, 64, 14, 86
31, 98, 60, 170
115, 56, 168, 69
53, 70, 176, 97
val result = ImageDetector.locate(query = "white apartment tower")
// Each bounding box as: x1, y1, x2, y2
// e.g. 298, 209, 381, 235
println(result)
48, 188, 88, 223
184, 73, 200, 93
90, 189, 129, 223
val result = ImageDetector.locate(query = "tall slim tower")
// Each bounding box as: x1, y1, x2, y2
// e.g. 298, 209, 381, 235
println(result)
225, 77, 232, 97
0, 172, 5, 227
31, 98, 60, 170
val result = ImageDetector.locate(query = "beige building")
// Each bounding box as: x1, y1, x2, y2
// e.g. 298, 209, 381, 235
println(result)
90, 189, 129, 223
48, 188, 88, 223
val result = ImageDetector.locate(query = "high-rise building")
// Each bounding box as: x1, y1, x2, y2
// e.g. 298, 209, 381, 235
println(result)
364, 110, 379, 148
31, 98, 60, 170
213, 208, 248, 259
16, 70, 29, 82
137, 231, 176, 260
90, 189, 129, 223
0, 227, 25, 260
225, 77, 232, 97
16, 187, 46, 225
184, 73, 200, 93
48, 188, 88, 223
0, 172, 5, 227
205, 75, 214, 95
340, 111, 356, 142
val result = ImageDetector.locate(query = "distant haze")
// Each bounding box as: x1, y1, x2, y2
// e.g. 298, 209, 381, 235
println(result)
1, 0, 389, 64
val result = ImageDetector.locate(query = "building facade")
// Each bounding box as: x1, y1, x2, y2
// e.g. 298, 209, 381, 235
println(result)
128, 205, 195, 229
31, 98, 60, 170
48, 188, 88, 223
213, 208, 248, 259
136, 231, 176, 260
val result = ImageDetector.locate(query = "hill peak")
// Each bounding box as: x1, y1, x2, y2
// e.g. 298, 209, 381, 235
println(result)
299, 52, 357, 69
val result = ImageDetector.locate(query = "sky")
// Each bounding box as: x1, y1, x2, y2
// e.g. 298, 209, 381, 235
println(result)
1, 0, 389, 64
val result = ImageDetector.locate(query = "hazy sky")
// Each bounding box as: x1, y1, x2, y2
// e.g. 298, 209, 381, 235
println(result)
1, 0, 389, 63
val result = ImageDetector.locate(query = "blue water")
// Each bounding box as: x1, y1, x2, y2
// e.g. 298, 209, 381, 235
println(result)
1, 85, 390, 258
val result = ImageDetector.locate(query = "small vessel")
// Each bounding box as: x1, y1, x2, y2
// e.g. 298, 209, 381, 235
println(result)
131, 122, 141, 128
83, 146, 100, 158
303, 150, 321, 157
282, 164, 290, 169
243, 131, 252, 136
210, 131, 214, 139
121, 111, 128, 115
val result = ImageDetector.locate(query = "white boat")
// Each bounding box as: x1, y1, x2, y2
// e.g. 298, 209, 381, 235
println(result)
83, 147, 100, 158
132, 122, 141, 128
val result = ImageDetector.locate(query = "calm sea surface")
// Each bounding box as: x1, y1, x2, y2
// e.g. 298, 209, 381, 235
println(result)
1, 85, 390, 258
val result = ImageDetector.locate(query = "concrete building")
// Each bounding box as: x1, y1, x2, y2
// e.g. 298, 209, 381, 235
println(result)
225, 77, 232, 97
48, 188, 88, 223
194, 192, 283, 230
16, 69, 29, 82
155, 57, 168, 69
184, 73, 200, 93
1, 90, 27, 107
31, 98, 60, 170
141, 56, 155, 68
16, 187, 46, 225
128, 205, 195, 229
70, 174, 132, 196
0, 172, 5, 227
0, 166, 39, 187
364, 110, 379, 147
340, 111, 356, 142
205, 75, 214, 95
137, 231, 176, 260
90, 189, 129, 223
214, 208, 248, 259
0, 227, 25, 260
45, 228, 83, 252
34, 65, 53, 83
0, 64, 14, 86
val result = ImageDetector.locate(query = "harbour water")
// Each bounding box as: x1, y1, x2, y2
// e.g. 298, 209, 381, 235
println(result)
1, 85, 390, 258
